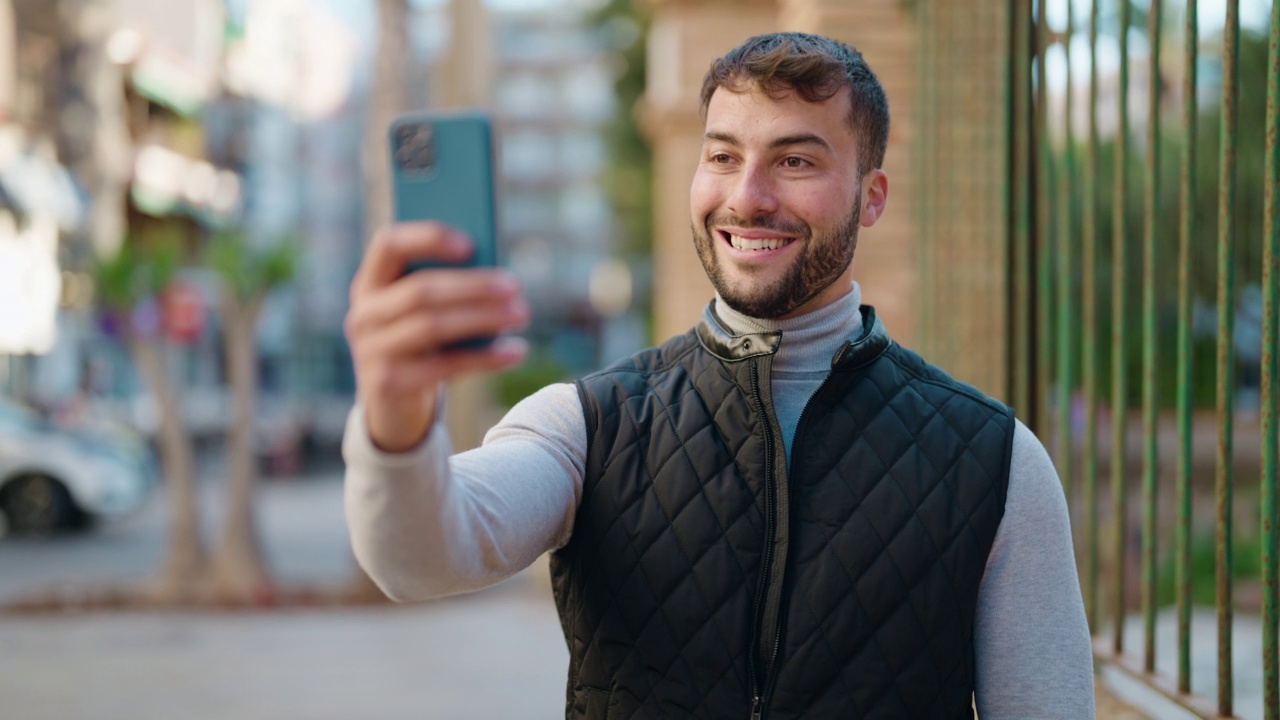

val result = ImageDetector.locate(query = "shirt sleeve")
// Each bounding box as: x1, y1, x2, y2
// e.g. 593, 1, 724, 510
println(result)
342, 383, 586, 601
973, 420, 1096, 719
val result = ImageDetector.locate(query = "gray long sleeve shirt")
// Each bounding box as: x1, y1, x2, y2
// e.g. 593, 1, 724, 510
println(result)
342, 284, 1096, 719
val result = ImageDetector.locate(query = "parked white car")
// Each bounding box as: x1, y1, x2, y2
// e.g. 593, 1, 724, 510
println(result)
0, 398, 157, 535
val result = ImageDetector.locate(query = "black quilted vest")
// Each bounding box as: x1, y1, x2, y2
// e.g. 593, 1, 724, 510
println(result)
551, 305, 1014, 720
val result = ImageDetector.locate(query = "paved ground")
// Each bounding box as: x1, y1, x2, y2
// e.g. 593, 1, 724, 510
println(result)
1, 583, 568, 720
0, 473, 570, 720
0, 470, 1257, 719
1098, 609, 1269, 720
0, 473, 355, 602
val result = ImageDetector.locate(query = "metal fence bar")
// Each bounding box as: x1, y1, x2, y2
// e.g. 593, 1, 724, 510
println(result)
916, 0, 934, 350
1012, 0, 1035, 418
1013, 0, 1034, 420
1056, 0, 1076, 514
1006, 0, 1278, 715
1111, 0, 1132, 657
1140, 0, 1162, 676
1260, 1, 1280, 716
1035, 0, 1053, 444
1215, 1, 1240, 715
938, 0, 957, 367
1175, 0, 1199, 696
1083, 0, 1102, 631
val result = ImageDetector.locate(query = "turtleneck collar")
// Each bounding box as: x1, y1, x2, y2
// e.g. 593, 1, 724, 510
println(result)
704, 282, 864, 375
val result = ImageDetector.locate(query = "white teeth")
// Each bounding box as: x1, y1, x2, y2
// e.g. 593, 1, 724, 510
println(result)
728, 234, 790, 251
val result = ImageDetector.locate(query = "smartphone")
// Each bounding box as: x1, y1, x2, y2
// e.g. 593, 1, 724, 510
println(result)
390, 111, 498, 347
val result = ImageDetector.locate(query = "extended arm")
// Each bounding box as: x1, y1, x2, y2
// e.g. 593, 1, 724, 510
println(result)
973, 421, 1096, 719
343, 383, 587, 601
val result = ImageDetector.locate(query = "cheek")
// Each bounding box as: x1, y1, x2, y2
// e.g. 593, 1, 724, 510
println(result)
794, 184, 858, 224
689, 171, 723, 220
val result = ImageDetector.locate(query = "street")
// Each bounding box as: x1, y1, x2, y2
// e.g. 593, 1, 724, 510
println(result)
0, 473, 569, 720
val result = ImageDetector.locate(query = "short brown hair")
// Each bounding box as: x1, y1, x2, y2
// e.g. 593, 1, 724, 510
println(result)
699, 32, 890, 174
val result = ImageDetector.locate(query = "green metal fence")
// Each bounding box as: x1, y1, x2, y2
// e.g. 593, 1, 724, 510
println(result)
1009, 0, 1280, 716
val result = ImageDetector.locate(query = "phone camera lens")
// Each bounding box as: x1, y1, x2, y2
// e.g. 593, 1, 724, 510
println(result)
396, 123, 435, 172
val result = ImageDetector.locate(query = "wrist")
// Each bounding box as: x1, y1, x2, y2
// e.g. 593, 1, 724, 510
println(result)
365, 393, 438, 453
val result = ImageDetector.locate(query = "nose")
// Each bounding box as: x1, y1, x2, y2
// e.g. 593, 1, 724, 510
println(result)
725, 163, 778, 218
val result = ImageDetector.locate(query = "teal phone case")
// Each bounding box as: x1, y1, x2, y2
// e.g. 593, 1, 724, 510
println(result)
390, 111, 498, 348
390, 111, 497, 271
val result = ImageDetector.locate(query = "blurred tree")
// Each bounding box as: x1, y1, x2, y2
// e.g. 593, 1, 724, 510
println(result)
363, 0, 410, 242
346, 0, 411, 603
95, 229, 207, 603
204, 232, 298, 603
589, 0, 653, 340
1060, 27, 1273, 409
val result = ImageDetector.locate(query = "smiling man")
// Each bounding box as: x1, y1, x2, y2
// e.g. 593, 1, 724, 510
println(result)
342, 33, 1095, 719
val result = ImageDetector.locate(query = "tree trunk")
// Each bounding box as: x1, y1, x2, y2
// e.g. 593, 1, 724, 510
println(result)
363, 0, 410, 239
0, 0, 15, 118
130, 338, 208, 603
344, 0, 410, 604
210, 292, 275, 604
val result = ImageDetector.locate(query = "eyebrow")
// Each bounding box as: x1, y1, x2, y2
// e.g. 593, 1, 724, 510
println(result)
703, 131, 833, 153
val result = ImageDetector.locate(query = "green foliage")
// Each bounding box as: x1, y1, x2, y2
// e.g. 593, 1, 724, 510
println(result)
589, 1, 654, 342
1157, 520, 1263, 607
93, 232, 182, 311
205, 231, 300, 303
590, 1, 652, 258
493, 353, 572, 409
1051, 28, 1274, 409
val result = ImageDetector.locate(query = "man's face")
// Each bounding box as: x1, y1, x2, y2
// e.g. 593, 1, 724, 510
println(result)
690, 85, 875, 320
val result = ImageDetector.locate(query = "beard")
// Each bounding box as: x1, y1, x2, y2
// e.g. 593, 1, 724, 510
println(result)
692, 196, 861, 320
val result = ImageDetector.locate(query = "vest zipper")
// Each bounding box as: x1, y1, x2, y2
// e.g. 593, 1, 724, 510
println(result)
756, 373, 837, 708
747, 360, 779, 720
786, 372, 836, 480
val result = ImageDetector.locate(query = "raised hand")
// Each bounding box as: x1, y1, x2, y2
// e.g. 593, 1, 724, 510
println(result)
344, 222, 530, 452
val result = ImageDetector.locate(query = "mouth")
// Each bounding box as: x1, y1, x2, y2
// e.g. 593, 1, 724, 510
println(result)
718, 230, 797, 252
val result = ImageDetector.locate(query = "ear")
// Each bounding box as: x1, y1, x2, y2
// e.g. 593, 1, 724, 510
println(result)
859, 169, 889, 227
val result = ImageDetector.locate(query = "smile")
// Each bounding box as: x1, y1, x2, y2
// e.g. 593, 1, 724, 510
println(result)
720, 231, 796, 252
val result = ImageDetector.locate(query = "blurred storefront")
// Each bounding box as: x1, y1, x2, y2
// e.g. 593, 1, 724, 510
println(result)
0, 0, 365, 465
2, 0, 642, 464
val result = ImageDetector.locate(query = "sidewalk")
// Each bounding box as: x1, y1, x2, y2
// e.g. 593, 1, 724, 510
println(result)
0, 474, 571, 719
0, 573, 569, 720
0, 475, 1178, 719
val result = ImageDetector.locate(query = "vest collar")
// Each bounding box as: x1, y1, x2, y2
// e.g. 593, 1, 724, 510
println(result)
695, 302, 892, 369
695, 303, 782, 362
831, 306, 892, 371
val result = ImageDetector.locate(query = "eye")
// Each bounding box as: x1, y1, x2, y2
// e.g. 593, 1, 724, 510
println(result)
781, 156, 811, 169
709, 152, 735, 164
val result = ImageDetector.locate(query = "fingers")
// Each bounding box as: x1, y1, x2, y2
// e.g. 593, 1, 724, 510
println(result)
352, 222, 475, 298
353, 290, 530, 360
349, 267, 520, 338
428, 337, 530, 377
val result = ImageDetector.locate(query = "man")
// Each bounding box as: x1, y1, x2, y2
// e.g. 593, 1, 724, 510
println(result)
343, 32, 1095, 719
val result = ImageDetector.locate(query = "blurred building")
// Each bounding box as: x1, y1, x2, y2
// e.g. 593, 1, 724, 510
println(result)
411, 0, 641, 448
0, 0, 367, 460
488, 4, 642, 371
213, 0, 365, 410
0, 0, 132, 399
